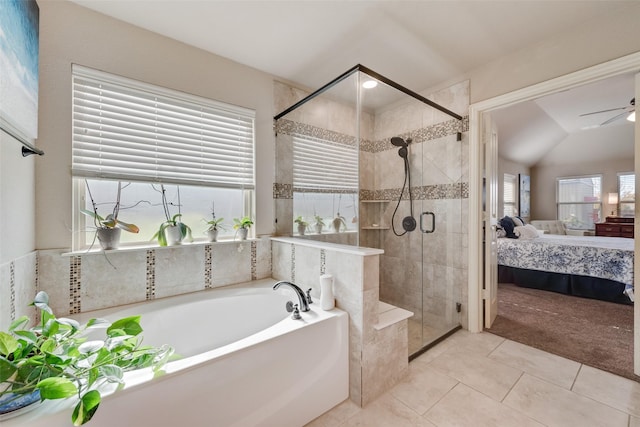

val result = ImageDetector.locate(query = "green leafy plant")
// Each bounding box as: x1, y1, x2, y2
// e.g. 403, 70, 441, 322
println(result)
233, 216, 254, 230
294, 216, 308, 226
314, 215, 325, 227
332, 214, 347, 232
205, 217, 226, 232
151, 185, 192, 246
80, 181, 139, 234
0, 292, 174, 425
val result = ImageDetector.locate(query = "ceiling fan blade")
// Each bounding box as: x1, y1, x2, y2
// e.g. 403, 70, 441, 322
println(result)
579, 106, 627, 117
600, 111, 628, 126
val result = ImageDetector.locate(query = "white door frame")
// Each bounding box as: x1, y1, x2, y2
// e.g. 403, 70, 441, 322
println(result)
468, 51, 640, 346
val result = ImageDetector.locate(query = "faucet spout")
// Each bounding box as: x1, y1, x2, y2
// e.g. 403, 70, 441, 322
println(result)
273, 281, 310, 312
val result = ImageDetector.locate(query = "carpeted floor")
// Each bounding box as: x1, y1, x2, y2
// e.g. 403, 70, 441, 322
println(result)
488, 282, 637, 381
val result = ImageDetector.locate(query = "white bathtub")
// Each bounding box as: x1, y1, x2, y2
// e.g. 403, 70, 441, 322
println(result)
8, 279, 349, 427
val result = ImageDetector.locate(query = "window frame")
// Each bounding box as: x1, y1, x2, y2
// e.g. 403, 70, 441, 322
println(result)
617, 172, 635, 218
502, 173, 517, 217
556, 174, 602, 230
71, 65, 256, 250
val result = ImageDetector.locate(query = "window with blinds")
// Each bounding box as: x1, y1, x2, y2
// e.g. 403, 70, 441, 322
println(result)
72, 65, 255, 189
292, 134, 358, 192
71, 65, 255, 249
556, 175, 602, 229
503, 173, 517, 217
618, 172, 635, 217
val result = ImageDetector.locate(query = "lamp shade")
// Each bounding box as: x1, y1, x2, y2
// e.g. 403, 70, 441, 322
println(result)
608, 192, 619, 205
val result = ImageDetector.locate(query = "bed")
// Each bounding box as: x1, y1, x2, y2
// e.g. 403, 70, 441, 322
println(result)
497, 234, 634, 305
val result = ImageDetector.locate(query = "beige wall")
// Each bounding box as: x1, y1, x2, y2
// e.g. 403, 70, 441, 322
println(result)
36, 0, 276, 249
466, 3, 640, 104
530, 157, 634, 221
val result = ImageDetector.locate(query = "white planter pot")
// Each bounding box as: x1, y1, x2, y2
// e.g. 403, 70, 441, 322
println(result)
207, 228, 219, 242
165, 225, 183, 246
314, 224, 323, 234
297, 224, 307, 235
237, 228, 248, 240
97, 227, 121, 250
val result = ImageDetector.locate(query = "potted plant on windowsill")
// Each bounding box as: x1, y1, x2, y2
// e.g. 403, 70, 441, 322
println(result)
205, 217, 225, 242
152, 184, 192, 246
233, 216, 253, 240
80, 181, 140, 250
0, 292, 174, 425
294, 216, 308, 235
332, 213, 347, 233
314, 215, 325, 234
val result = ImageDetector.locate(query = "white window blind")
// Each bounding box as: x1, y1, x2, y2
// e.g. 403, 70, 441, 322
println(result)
503, 173, 516, 217
292, 134, 358, 192
618, 173, 635, 202
72, 65, 255, 189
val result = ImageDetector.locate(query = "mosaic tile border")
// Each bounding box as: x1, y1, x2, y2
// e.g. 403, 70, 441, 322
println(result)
360, 182, 468, 201
275, 119, 357, 148
146, 249, 156, 300
10, 261, 15, 321
320, 249, 326, 275
70, 256, 81, 314
205, 245, 213, 289
361, 117, 469, 153
274, 183, 293, 199
250, 241, 257, 281
290, 243, 296, 283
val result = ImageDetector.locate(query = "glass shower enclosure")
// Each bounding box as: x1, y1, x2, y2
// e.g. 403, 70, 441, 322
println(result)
274, 65, 466, 356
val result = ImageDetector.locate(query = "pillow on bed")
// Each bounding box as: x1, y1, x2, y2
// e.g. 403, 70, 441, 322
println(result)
499, 216, 518, 239
515, 224, 540, 239
511, 216, 525, 227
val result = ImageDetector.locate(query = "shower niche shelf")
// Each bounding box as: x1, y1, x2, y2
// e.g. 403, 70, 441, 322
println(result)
360, 200, 390, 230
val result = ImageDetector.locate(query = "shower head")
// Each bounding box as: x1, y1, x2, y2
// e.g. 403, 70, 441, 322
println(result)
391, 137, 407, 147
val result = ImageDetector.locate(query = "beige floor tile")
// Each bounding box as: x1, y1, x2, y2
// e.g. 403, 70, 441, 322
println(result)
572, 364, 640, 417
439, 330, 505, 357
425, 382, 545, 427
390, 363, 458, 415
305, 399, 362, 427
488, 339, 580, 389
341, 393, 435, 427
429, 348, 522, 401
504, 373, 629, 427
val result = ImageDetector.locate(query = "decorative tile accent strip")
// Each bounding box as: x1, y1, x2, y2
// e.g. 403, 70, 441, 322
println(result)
320, 249, 326, 275
275, 119, 357, 147
9, 261, 15, 321
251, 241, 257, 281
274, 182, 293, 199
205, 245, 213, 289
361, 183, 468, 201
70, 256, 82, 314
361, 116, 469, 153
292, 187, 358, 195
146, 249, 156, 300
291, 243, 296, 283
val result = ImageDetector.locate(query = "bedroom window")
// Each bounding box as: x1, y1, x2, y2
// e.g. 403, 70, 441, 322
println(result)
71, 65, 255, 250
618, 172, 635, 217
503, 173, 517, 217
556, 175, 602, 230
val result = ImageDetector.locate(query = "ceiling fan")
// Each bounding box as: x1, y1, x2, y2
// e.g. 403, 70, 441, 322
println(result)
579, 97, 635, 126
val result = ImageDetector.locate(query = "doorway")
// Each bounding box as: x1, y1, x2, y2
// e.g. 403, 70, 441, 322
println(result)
468, 52, 640, 376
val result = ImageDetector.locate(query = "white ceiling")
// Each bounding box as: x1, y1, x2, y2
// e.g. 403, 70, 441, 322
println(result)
69, 0, 637, 166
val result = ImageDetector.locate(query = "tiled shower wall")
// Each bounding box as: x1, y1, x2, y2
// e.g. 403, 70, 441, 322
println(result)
29, 239, 271, 319
361, 81, 470, 334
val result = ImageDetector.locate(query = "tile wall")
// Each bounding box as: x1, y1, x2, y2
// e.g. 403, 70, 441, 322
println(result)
0, 251, 38, 330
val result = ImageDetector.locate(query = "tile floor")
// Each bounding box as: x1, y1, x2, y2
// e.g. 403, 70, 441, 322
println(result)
306, 330, 640, 427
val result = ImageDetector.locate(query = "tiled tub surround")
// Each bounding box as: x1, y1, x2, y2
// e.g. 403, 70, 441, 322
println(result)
272, 237, 412, 407
35, 238, 271, 316
0, 251, 38, 331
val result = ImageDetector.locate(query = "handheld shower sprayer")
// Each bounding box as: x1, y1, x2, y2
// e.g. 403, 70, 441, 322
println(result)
390, 137, 416, 235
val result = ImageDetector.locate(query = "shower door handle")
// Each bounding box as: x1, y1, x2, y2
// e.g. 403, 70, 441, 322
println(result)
420, 212, 435, 234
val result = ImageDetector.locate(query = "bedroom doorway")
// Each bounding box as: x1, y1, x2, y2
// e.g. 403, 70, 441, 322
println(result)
468, 52, 640, 377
